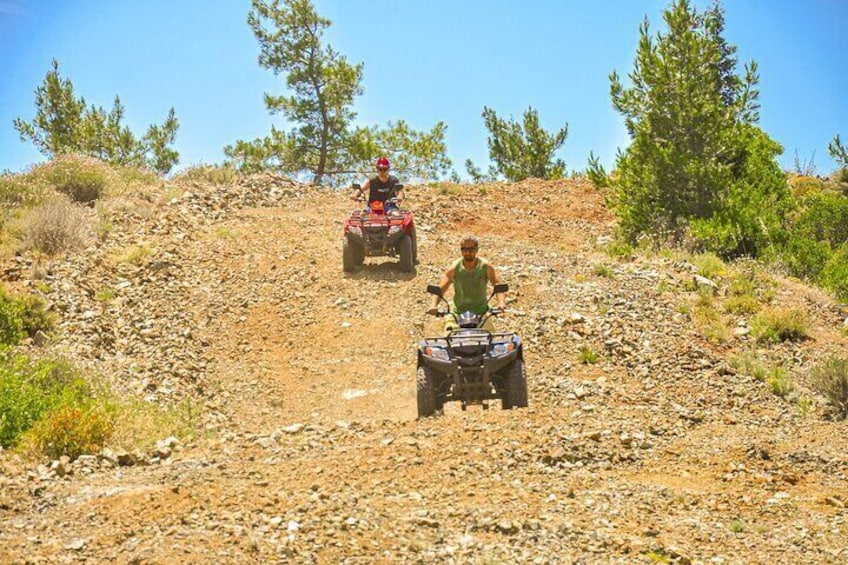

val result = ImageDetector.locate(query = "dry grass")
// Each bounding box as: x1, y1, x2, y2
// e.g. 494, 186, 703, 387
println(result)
173, 163, 238, 186
811, 356, 848, 419
751, 308, 809, 343
108, 398, 199, 452
21, 195, 92, 255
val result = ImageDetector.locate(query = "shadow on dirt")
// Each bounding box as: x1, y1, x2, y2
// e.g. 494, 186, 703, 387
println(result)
346, 261, 417, 281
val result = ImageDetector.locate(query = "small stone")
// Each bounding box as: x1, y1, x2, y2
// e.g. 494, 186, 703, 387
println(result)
100, 448, 118, 466
414, 517, 440, 528
65, 538, 86, 550
693, 275, 718, 291
586, 431, 602, 441
825, 496, 845, 509
282, 423, 304, 434
496, 519, 519, 535
117, 450, 136, 467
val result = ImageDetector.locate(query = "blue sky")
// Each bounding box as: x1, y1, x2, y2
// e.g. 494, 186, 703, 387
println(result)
1, 0, 846, 180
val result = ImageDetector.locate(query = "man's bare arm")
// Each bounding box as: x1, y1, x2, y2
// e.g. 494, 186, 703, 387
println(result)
487, 264, 506, 309
428, 269, 454, 312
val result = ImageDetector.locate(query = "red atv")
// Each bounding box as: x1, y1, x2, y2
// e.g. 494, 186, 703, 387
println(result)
343, 184, 418, 273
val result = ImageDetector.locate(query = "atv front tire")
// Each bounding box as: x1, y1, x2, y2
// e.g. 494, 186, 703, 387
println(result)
417, 365, 438, 417
502, 358, 528, 409
343, 238, 356, 273
399, 234, 414, 273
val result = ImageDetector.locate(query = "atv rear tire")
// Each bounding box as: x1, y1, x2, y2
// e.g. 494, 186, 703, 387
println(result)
502, 358, 528, 409
417, 365, 438, 417
353, 241, 365, 265
399, 234, 414, 272
343, 238, 357, 273
411, 227, 419, 265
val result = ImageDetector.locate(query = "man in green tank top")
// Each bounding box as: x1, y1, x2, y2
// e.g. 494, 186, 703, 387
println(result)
427, 235, 506, 333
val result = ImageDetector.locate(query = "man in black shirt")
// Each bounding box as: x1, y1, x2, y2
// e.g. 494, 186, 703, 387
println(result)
351, 156, 406, 209
349, 156, 417, 265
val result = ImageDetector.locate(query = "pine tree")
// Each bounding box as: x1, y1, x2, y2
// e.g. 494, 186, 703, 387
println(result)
226, 0, 452, 184
474, 106, 568, 182
600, 0, 790, 256
14, 60, 180, 175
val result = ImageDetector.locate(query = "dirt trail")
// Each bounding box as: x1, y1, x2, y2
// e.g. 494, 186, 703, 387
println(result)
1, 179, 847, 564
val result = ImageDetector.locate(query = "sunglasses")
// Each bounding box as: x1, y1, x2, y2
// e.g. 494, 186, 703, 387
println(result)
460, 246, 478, 252
377, 167, 389, 172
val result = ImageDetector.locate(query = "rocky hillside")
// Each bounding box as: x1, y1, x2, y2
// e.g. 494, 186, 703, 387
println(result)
1, 176, 847, 564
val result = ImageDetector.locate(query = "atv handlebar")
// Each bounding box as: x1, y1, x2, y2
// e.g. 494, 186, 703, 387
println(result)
425, 284, 508, 323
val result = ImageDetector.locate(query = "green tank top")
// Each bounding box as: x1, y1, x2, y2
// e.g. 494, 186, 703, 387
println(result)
452, 257, 489, 314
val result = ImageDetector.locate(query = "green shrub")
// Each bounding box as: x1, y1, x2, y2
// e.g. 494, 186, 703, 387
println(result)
22, 195, 91, 254
692, 293, 731, 343
752, 308, 809, 343
766, 365, 794, 397
0, 354, 90, 448
777, 192, 848, 299
604, 240, 634, 259
790, 191, 848, 244
0, 292, 24, 345
686, 127, 793, 259
724, 273, 763, 314
724, 294, 760, 315
24, 405, 114, 460
593, 264, 613, 278
730, 519, 747, 533
0, 172, 46, 207
728, 275, 757, 297
0, 350, 198, 460
578, 346, 599, 364
811, 356, 848, 419
94, 287, 116, 302
30, 155, 110, 204
17, 293, 54, 337
691, 252, 726, 280
702, 320, 731, 344
727, 265, 778, 303
730, 350, 767, 381
821, 243, 848, 301
788, 175, 828, 198
113, 244, 154, 266
0, 288, 54, 345
781, 235, 831, 280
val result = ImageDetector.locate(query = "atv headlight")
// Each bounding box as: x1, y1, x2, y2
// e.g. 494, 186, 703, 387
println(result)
347, 225, 362, 236
491, 342, 515, 357
424, 346, 449, 361
388, 225, 401, 235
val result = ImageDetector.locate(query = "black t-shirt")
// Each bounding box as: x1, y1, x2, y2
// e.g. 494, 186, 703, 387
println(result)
367, 174, 400, 203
